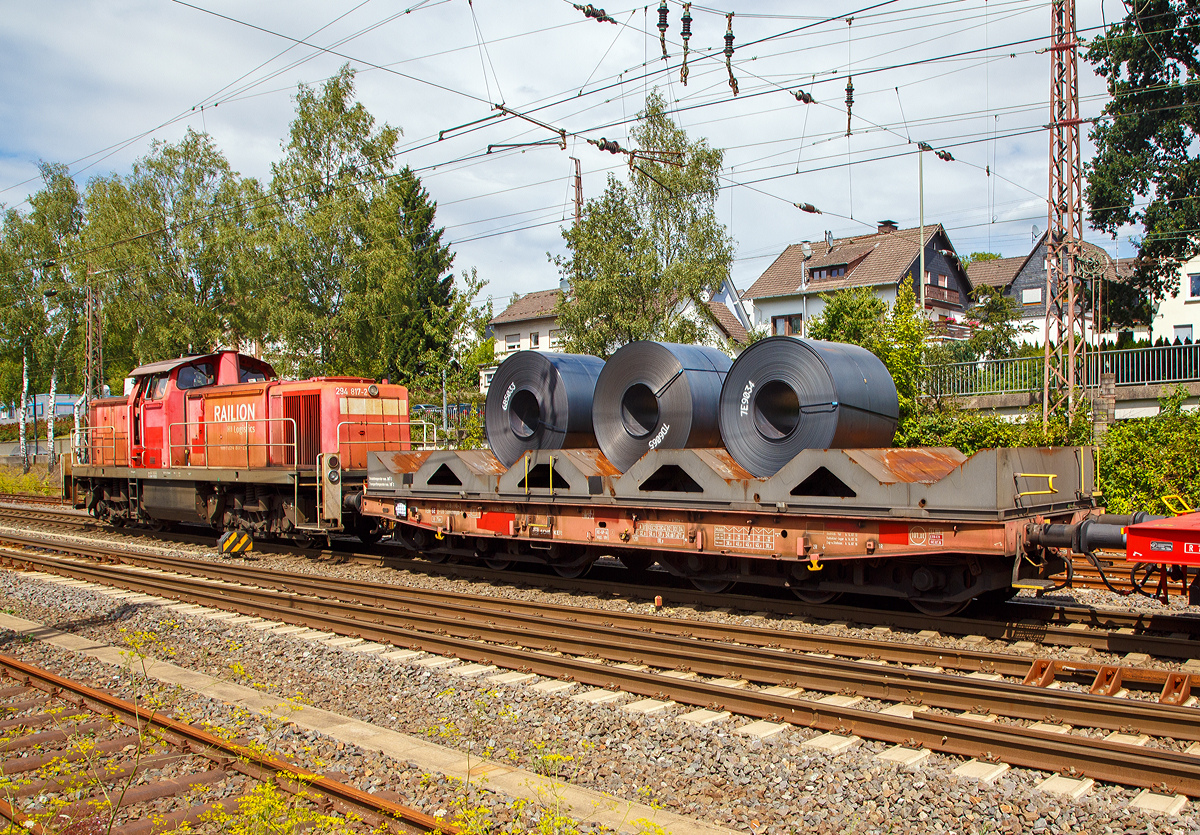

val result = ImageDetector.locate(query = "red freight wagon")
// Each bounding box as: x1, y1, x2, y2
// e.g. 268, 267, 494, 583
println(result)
71, 350, 428, 544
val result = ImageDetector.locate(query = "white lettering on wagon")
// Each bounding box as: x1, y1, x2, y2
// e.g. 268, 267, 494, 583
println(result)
633, 522, 686, 543
212, 403, 256, 423
714, 525, 775, 551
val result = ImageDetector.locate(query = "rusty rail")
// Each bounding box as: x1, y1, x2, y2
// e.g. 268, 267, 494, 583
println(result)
0, 654, 451, 834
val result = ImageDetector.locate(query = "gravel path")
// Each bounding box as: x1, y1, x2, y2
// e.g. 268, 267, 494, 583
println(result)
2, 567, 1198, 835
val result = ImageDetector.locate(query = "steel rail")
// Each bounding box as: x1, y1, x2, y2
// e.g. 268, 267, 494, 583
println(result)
0, 654, 450, 834
9, 540, 1193, 694
6, 548, 1200, 794
4, 508, 1200, 644
3, 523, 1198, 666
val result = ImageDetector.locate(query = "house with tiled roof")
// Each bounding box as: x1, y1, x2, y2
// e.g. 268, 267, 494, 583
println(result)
966, 234, 1121, 345
742, 221, 971, 338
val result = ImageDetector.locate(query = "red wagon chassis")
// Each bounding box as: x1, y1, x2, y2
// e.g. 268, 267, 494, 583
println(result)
361, 445, 1098, 610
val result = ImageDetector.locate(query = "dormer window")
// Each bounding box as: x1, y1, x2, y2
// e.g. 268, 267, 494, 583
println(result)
810, 265, 846, 280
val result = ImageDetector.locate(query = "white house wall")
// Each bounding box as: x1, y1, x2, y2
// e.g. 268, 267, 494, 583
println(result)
1147, 253, 1200, 343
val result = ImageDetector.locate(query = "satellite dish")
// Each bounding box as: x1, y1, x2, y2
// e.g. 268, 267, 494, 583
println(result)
1032, 225, 1040, 245
801, 241, 813, 258
825, 230, 834, 250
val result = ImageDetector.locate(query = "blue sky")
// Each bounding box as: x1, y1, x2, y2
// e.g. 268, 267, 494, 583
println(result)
0, 0, 1126, 307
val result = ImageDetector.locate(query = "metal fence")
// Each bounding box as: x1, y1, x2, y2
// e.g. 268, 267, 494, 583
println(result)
923, 343, 1200, 398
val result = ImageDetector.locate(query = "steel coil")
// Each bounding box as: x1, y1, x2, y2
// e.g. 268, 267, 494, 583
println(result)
592, 341, 732, 472
484, 351, 606, 467
718, 337, 898, 477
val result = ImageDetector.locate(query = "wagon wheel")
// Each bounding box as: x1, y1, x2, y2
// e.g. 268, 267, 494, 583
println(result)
689, 578, 733, 594
789, 587, 842, 605
910, 598, 970, 617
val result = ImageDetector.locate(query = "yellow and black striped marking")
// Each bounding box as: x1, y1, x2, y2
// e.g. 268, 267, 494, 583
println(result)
218, 530, 253, 555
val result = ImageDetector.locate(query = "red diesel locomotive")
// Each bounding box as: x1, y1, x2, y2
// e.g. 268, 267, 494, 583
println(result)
69, 350, 424, 543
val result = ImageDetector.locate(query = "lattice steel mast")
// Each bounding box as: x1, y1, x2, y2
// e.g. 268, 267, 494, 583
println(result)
1042, 0, 1086, 427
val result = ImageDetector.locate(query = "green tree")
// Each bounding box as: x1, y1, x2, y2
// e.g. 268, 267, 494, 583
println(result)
82, 128, 270, 376
0, 163, 86, 468
965, 285, 1030, 360
881, 282, 929, 422
958, 251, 1001, 272
554, 89, 733, 357
807, 286, 886, 351
269, 65, 471, 386
1085, 0, 1200, 303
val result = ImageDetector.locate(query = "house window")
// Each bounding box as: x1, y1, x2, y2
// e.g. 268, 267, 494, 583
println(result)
938, 274, 948, 287
530, 332, 540, 349
811, 266, 845, 280
550, 329, 564, 349
1021, 288, 1043, 305
772, 315, 802, 336
1175, 325, 1193, 343
505, 333, 520, 352
483, 370, 496, 388
1190, 274, 1200, 298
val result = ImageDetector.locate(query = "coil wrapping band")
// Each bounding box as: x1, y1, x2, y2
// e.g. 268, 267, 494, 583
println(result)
718, 337, 898, 477
484, 351, 606, 467
592, 341, 732, 472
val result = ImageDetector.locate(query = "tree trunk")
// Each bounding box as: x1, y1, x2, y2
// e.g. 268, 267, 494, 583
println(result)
18, 347, 29, 474
46, 329, 69, 468
47, 370, 58, 468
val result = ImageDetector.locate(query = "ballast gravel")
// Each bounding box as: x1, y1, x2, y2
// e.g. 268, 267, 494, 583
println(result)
1, 570, 1198, 835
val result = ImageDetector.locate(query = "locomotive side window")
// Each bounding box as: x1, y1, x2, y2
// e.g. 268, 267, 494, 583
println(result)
177, 363, 214, 390
146, 374, 169, 400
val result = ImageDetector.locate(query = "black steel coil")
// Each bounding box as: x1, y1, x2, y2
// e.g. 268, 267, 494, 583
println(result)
592, 341, 732, 472
484, 351, 606, 467
718, 337, 898, 477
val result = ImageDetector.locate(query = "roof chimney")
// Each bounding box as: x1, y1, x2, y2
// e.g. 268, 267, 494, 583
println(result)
877, 220, 898, 234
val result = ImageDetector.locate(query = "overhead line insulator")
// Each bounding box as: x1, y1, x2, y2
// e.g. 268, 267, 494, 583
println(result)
724, 12, 738, 96
680, 3, 692, 86
573, 3, 617, 24
657, 0, 669, 60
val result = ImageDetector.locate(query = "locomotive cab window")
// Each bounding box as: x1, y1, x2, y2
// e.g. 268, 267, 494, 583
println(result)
239, 359, 272, 383
145, 374, 169, 400
177, 363, 214, 390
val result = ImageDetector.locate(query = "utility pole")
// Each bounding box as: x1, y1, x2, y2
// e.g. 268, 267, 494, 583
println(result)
918, 149, 925, 317
569, 156, 583, 222
84, 274, 104, 403
1042, 0, 1085, 428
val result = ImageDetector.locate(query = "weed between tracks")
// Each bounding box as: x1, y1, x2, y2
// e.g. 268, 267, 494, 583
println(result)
0, 624, 389, 835
1, 624, 669, 835
424, 686, 669, 835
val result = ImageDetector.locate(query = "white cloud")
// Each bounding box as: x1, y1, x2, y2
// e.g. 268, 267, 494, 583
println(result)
0, 0, 1124, 307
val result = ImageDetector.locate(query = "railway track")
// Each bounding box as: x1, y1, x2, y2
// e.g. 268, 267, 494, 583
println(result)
0, 494, 65, 507
3, 533, 1200, 796
3, 505, 1200, 651
0, 655, 448, 834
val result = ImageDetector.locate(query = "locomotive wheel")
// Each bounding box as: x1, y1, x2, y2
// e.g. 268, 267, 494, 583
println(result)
484, 558, 513, 571
910, 599, 969, 617
690, 578, 733, 594
618, 553, 655, 573
789, 588, 842, 605
425, 551, 450, 564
